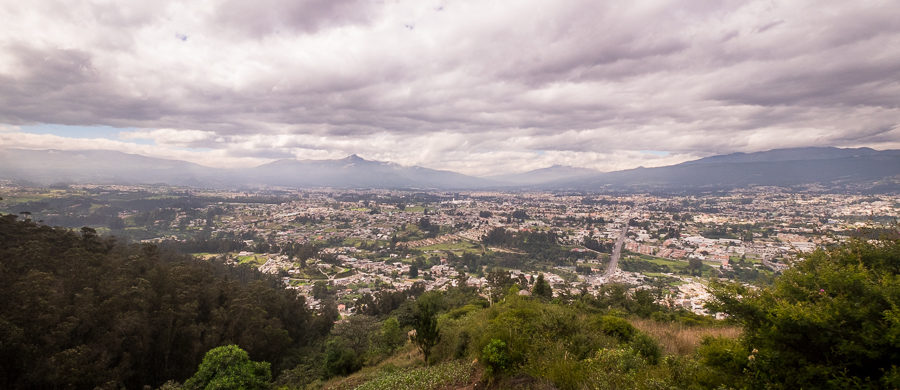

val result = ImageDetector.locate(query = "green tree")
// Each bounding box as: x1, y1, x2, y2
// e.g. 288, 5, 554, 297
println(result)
376, 317, 406, 355
322, 338, 361, 378
532, 273, 552, 299
183, 345, 271, 390
312, 281, 329, 300
688, 258, 703, 276
486, 268, 513, 304
706, 239, 900, 389
412, 293, 441, 365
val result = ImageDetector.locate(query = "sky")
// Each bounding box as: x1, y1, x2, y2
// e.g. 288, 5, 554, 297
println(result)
1, 0, 899, 176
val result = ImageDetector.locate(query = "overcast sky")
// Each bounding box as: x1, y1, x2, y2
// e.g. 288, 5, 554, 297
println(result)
1, 0, 899, 176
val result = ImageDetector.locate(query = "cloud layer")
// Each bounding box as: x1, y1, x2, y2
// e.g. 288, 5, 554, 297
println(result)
1, 0, 899, 175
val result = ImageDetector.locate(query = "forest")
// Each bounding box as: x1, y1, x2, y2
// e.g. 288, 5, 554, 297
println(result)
1, 214, 898, 389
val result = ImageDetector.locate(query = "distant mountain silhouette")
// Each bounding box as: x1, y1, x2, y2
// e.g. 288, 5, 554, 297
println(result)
241, 154, 491, 189
0, 149, 223, 186
556, 147, 900, 191
489, 165, 600, 186
1, 147, 898, 191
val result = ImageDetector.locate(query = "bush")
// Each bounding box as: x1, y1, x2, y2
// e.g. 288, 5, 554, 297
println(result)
706, 239, 900, 389
596, 315, 636, 342
629, 332, 661, 365
695, 336, 747, 388
322, 339, 361, 378
183, 345, 271, 390
481, 339, 510, 376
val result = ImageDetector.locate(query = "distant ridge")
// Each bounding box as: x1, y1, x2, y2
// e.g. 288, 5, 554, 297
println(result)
489, 165, 600, 186
1, 147, 898, 191
241, 154, 491, 189
0, 149, 223, 187
556, 147, 900, 191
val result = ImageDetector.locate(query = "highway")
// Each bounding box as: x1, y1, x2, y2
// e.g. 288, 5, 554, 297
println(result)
605, 220, 629, 277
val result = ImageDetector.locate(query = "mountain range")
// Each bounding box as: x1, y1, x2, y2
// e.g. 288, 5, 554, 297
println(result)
1, 147, 898, 192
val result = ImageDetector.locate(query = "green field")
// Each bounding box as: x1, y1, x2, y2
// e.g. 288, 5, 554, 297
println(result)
236, 254, 267, 266
417, 240, 482, 255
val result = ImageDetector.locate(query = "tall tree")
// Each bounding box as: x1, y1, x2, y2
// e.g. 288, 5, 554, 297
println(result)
411, 293, 441, 365
532, 273, 552, 299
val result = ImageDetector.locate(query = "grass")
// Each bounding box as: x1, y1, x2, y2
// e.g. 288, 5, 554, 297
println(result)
353, 361, 474, 390
322, 344, 427, 389
630, 318, 742, 356
322, 342, 476, 390
236, 254, 267, 266
643, 257, 687, 268
417, 240, 482, 255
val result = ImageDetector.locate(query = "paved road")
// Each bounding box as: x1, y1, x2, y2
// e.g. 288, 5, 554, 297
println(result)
605, 221, 629, 277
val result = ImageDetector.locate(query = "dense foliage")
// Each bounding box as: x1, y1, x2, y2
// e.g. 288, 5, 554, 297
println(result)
0, 215, 329, 389
2, 211, 897, 390
183, 345, 271, 390
706, 239, 900, 389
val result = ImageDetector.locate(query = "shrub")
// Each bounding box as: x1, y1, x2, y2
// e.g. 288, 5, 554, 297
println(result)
596, 315, 636, 342
481, 339, 511, 376
322, 339, 361, 378
707, 239, 900, 388
630, 332, 661, 365
183, 345, 271, 390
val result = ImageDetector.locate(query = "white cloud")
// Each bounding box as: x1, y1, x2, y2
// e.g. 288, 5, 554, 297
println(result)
119, 128, 217, 147
0, 0, 898, 174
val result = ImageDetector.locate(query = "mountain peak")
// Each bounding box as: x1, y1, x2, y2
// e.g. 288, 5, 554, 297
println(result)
343, 154, 366, 162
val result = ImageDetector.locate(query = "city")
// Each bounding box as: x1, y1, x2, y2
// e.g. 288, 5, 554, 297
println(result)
4, 183, 895, 319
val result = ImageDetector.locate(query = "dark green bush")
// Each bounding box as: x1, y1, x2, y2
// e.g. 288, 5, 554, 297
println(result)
596, 315, 636, 342
629, 332, 661, 365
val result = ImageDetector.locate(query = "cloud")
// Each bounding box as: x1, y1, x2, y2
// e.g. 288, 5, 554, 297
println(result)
0, 0, 898, 175
119, 129, 217, 147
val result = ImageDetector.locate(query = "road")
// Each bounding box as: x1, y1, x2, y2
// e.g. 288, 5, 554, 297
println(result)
605, 220, 629, 277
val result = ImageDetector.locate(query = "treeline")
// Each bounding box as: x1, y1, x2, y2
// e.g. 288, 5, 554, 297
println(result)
482, 227, 583, 267
0, 215, 334, 389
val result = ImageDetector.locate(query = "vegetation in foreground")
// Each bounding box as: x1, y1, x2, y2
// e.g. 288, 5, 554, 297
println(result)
1, 214, 898, 389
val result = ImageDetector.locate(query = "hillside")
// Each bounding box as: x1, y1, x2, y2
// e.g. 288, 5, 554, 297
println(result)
0, 215, 331, 388
1, 214, 898, 388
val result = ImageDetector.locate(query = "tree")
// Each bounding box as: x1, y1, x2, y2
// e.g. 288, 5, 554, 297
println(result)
183, 345, 271, 390
688, 258, 703, 276
412, 293, 441, 365
322, 338, 361, 378
312, 281, 330, 300
486, 268, 513, 304
532, 273, 552, 299
706, 239, 900, 389
409, 264, 419, 278
511, 209, 528, 220
376, 317, 406, 355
